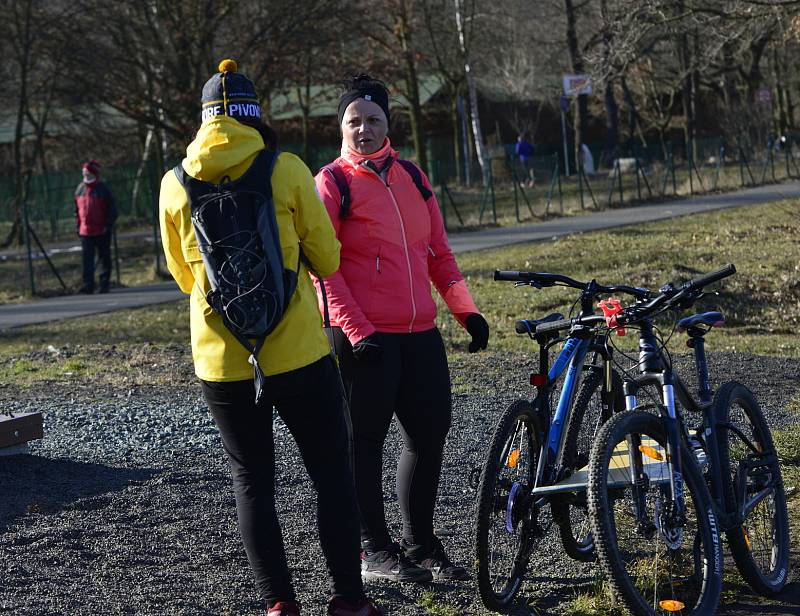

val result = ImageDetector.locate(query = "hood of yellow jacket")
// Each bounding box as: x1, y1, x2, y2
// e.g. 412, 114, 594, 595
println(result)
182, 116, 265, 182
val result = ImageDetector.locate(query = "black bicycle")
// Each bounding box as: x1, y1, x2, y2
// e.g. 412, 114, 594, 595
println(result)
474, 271, 650, 611
586, 264, 790, 616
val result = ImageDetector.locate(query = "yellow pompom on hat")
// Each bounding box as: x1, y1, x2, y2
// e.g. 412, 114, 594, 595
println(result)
218, 58, 237, 73
201, 58, 261, 123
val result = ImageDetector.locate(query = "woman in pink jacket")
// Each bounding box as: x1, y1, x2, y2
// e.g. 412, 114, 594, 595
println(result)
315, 74, 489, 583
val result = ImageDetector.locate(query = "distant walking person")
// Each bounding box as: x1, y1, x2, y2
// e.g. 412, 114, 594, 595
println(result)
160, 60, 381, 616
579, 143, 595, 176
515, 132, 535, 187
74, 160, 116, 294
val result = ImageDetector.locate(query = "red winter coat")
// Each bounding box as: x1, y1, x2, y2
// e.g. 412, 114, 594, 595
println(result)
75, 181, 117, 237
314, 141, 479, 344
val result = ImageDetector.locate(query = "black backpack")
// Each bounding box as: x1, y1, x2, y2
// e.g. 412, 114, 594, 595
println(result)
319, 158, 433, 218
174, 149, 297, 403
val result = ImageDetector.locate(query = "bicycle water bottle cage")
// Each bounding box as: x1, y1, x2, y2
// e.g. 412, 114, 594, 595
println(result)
597, 298, 626, 336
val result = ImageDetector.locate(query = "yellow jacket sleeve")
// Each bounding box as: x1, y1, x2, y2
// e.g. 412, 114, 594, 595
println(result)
159, 172, 194, 294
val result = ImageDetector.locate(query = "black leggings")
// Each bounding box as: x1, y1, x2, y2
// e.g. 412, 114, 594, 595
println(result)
333, 328, 452, 551
200, 356, 362, 607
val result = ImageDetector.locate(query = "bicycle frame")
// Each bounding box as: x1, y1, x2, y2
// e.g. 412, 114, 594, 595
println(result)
530, 329, 617, 498
622, 318, 774, 532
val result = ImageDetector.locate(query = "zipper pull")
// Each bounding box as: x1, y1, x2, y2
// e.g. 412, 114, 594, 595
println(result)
376, 255, 381, 272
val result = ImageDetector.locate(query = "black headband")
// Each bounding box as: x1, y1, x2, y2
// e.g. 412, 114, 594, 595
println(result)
337, 83, 390, 128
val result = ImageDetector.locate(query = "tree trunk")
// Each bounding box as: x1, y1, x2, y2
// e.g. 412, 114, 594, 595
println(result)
132, 128, 155, 219
6, 0, 34, 248
677, 1, 694, 162
773, 48, 787, 136
451, 90, 464, 185
395, 0, 428, 174
564, 0, 589, 165
454, 0, 488, 185
600, 0, 617, 167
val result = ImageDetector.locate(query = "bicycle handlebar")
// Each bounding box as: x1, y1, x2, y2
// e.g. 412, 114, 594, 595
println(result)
493, 270, 650, 299
499, 265, 736, 336
619, 264, 736, 325
686, 264, 736, 292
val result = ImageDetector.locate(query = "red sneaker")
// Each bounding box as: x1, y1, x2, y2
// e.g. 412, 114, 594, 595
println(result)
267, 601, 301, 616
327, 596, 383, 616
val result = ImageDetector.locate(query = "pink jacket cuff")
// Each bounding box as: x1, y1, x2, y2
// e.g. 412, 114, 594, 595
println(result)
443, 280, 480, 327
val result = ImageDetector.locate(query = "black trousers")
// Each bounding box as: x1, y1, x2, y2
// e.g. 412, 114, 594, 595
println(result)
200, 356, 362, 607
80, 233, 111, 291
333, 327, 452, 551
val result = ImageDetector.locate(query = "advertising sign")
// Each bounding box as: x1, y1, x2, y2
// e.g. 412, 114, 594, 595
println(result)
563, 74, 593, 97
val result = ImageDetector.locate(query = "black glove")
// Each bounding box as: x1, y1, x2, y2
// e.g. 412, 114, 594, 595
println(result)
466, 314, 489, 353
352, 332, 383, 361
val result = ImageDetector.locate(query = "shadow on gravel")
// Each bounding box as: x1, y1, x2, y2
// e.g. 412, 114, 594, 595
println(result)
0, 454, 160, 532
719, 582, 800, 615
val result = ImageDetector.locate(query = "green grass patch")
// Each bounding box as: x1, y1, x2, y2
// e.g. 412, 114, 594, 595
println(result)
417, 591, 460, 616
0, 301, 192, 387
437, 198, 800, 359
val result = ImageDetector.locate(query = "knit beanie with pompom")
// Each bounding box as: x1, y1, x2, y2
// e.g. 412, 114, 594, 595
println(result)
201, 59, 261, 124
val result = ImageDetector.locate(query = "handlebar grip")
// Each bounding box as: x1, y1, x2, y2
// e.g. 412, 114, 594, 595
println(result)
535, 318, 572, 336
687, 264, 736, 290
494, 270, 523, 281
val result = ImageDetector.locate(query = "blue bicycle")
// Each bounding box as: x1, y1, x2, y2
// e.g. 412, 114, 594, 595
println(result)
474, 270, 648, 611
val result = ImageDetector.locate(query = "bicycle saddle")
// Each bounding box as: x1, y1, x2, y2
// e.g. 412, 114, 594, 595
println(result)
677, 311, 724, 331
515, 312, 564, 334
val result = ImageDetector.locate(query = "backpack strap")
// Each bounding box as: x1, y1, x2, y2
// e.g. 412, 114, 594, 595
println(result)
321, 162, 351, 219
397, 159, 433, 201
320, 159, 432, 221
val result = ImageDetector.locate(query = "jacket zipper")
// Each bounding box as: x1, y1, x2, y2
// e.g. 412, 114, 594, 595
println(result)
363, 164, 416, 332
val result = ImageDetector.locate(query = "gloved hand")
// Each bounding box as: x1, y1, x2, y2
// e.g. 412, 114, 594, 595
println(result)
352, 332, 383, 361
466, 314, 489, 353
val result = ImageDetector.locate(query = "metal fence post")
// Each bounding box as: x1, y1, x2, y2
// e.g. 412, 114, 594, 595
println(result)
22, 199, 36, 296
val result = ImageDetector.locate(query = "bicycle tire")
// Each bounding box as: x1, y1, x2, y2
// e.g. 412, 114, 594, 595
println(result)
553, 366, 624, 562
475, 399, 540, 612
713, 381, 790, 595
587, 411, 722, 616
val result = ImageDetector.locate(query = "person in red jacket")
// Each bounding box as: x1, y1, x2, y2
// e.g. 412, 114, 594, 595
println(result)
74, 160, 117, 294
314, 74, 489, 583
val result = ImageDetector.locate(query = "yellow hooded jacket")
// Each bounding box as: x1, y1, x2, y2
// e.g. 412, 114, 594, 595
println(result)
159, 117, 340, 381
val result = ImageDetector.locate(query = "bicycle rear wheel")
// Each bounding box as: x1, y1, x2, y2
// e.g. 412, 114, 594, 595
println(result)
587, 411, 722, 616
475, 400, 540, 612
713, 381, 790, 595
554, 366, 624, 562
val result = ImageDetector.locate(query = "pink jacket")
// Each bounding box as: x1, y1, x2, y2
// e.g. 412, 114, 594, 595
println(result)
314, 143, 479, 344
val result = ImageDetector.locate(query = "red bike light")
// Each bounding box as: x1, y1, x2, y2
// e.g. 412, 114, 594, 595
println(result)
530, 373, 547, 387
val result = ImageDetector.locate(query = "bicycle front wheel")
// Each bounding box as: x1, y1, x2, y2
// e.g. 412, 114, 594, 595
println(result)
475, 400, 540, 612
587, 411, 722, 616
714, 381, 790, 595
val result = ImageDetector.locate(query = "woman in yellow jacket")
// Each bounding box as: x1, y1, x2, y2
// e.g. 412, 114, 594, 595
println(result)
160, 60, 380, 616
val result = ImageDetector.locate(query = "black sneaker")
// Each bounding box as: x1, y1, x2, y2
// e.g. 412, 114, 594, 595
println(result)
361, 543, 433, 582
401, 536, 471, 581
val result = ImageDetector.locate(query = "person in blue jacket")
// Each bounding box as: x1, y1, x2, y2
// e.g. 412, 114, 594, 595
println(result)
515, 133, 535, 187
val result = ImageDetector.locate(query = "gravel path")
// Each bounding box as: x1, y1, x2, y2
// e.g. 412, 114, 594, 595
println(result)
1, 349, 799, 615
